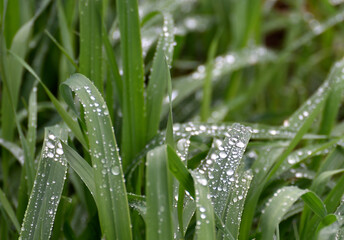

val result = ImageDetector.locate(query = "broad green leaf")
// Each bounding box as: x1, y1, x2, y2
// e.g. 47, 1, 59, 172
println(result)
146, 145, 173, 240
79, 0, 103, 92
117, 0, 146, 169
191, 171, 216, 240
19, 126, 68, 240
61, 73, 132, 240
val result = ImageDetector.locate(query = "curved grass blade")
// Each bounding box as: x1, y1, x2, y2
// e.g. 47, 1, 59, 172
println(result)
260, 187, 308, 240
61, 73, 132, 240
191, 171, 216, 240
8, 51, 88, 149
0, 138, 24, 165
318, 200, 344, 240
0, 188, 20, 232
260, 187, 328, 240
311, 169, 344, 196
241, 58, 344, 239
146, 13, 174, 140
146, 145, 173, 240
19, 125, 68, 240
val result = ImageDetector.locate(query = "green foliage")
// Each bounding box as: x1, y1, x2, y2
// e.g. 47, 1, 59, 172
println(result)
2, 0, 344, 239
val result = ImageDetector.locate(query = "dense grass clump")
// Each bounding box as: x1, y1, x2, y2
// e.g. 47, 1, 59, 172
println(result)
2, 0, 344, 239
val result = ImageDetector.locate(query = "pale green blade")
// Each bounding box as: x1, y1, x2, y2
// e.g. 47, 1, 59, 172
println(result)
198, 123, 251, 217
61, 73, 132, 240
0, 138, 24, 165
165, 47, 275, 115
260, 187, 308, 240
191, 171, 216, 240
19, 125, 68, 240
146, 13, 174, 140
146, 145, 173, 240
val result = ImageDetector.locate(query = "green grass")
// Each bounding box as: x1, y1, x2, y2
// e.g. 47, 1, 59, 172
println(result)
2, 0, 344, 239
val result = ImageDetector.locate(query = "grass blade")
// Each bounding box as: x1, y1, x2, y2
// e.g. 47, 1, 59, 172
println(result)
79, 0, 103, 92
0, 188, 20, 232
191, 171, 216, 240
166, 145, 195, 197
146, 13, 174, 140
61, 73, 132, 240
260, 186, 308, 240
19, 125, 68, 240
61, 142, 95, 197
198, 123, 251, 217
146, 145, 174, 240
9, 51, 88, 149
117, 0, 146, 169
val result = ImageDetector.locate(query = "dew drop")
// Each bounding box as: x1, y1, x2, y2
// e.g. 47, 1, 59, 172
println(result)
236, 141, 245, 148
56, 148, 64, 155
111, 166, 120, 175
226, 169, 234, 176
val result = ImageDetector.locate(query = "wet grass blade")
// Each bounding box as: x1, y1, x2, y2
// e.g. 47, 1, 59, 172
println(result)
79, 0, 103, 92
117, 0, 146, 169
146, 13, 174, 140
0, 138, 24, 165
168, 47, 275, 115
19, 125, 68, 240
61, 73, 132, 240
191, 171, 216, 240
198, 123, 251, 218
146, 145, 173, 240
27, 84, 37, 165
